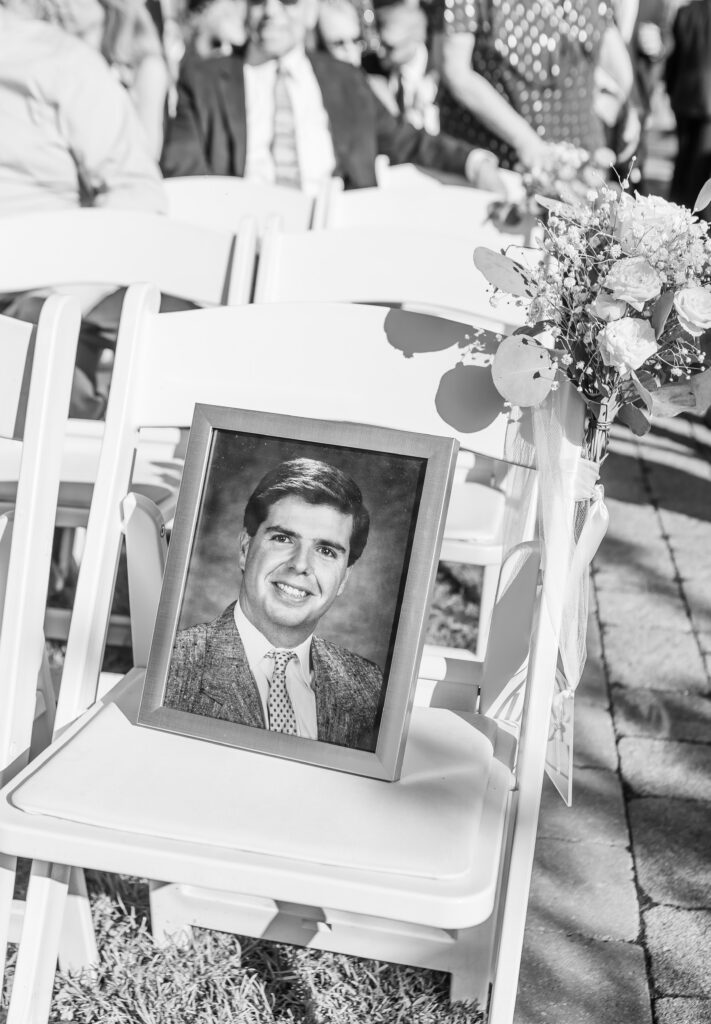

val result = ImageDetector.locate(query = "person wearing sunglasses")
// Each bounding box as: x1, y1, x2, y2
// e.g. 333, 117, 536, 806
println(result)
316, 0, 365, 67
161, 0, 503, 192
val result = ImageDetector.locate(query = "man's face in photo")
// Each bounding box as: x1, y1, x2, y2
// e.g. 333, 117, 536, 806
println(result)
238, 495, 353, 645
247, 0, 313, 59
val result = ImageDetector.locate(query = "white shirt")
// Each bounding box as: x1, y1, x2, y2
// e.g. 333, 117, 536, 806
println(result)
234, 601, 318, 738
243, 46, 337, 197
390, 44, 440, 134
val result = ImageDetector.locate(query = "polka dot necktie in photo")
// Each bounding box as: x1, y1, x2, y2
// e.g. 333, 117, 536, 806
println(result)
266, 649, 298, 734
271, 63, 302, 189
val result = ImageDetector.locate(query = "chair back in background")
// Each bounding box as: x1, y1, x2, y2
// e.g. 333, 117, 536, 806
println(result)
254, 223, 526, 330
164, 176, 317, 236
313, 180, 526, 249
0, 209, 257, 306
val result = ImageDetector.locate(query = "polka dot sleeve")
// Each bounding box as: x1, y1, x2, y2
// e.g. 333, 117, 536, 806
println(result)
442, 0, 480, 36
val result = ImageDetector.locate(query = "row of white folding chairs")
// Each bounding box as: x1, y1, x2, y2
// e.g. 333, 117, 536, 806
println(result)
0, 205, 524, 658
0, 286, 585, 1024
163, 168, 527, 248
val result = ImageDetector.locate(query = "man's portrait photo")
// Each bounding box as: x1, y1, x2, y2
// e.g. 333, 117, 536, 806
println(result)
139, 407, 456, 780
164, 456, 385, 751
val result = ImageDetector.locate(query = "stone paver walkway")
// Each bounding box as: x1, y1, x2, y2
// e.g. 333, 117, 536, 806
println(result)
515, 416, 711, 1024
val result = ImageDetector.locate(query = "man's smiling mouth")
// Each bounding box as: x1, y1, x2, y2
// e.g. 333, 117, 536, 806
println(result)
273, 581, 312, 600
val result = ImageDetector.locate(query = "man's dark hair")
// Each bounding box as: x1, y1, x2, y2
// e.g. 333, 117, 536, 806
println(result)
243, 458, 370, 565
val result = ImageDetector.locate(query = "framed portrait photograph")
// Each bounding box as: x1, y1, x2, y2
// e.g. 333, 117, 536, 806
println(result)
138, 405, 458, 781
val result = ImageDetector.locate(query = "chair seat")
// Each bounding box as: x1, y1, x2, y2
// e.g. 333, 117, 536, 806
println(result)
1, 671, 513, 930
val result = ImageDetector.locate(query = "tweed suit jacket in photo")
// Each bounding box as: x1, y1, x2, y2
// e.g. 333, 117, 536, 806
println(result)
164, 603, 383, 751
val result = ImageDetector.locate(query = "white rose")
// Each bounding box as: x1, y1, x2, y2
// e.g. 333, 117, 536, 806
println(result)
597, 317, 658, 374
603, 256, 663, 311
614, 193, 686, 253
673, 286, 711, 337
588, 293, 627, 321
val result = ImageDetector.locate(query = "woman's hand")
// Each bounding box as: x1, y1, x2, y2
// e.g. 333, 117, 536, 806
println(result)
516, 133, 554, 173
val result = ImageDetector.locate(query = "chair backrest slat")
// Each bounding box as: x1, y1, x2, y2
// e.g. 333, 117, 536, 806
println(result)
164, 176, 315, 235
254, 225, 526, 330
132, 302, 517, 458
0, 209, 257, 306
317, 185, 526, 249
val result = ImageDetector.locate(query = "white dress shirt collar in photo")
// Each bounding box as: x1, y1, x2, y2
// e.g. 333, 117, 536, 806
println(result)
234, 600, 318, 738
243, 45, 337, 197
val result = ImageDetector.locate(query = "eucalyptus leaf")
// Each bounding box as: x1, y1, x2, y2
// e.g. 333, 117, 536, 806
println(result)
650, 290, 675, 339
618, 402, 652, 436
692, 365, 711, 412
630, 371, 654, 415
693, 177, 711, 214
491, 334, 557, 407
650, 382, 696, 418
473, 247, 532, 297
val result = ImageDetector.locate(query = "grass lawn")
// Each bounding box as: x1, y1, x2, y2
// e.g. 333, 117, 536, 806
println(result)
2, 565, 484, 1024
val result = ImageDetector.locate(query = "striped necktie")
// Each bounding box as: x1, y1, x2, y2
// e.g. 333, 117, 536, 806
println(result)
266, 648, 298, 734
271, 63, 302, 189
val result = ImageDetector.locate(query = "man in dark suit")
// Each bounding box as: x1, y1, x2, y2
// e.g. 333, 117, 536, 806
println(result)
160, 0, 502, 191
164, 458, 383, 750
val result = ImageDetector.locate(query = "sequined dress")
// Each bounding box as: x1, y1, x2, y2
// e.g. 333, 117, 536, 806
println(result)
437, 0, 612, 169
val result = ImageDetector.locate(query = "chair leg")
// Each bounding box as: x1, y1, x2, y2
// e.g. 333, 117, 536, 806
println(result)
57, 867, 97, 973
448, 920, 495, 1010
0, 852, 17, 980
6, 861, 70, 1024
476, 563, 499, 661
149, 880, 193, 948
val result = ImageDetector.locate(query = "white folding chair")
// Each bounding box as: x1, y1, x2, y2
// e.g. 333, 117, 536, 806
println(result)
164, 175, 318, 235
0, 295, 99, 971
0, 208, 258, 643
0, 286, 584, 1024
253, 223, 527, 657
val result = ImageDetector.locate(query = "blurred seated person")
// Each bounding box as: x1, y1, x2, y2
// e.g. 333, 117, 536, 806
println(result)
0, 0, 166, 417
161, 0, 504, 193
98, 0, 171, 158
12, 0, 170, 159
363, 0, 439, 133
185, 0, 247, 58
316, 0, 365, 66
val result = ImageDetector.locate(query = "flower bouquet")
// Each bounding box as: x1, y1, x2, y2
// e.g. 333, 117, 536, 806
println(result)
476, 179, 711, 462
488, 141, 614, 238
